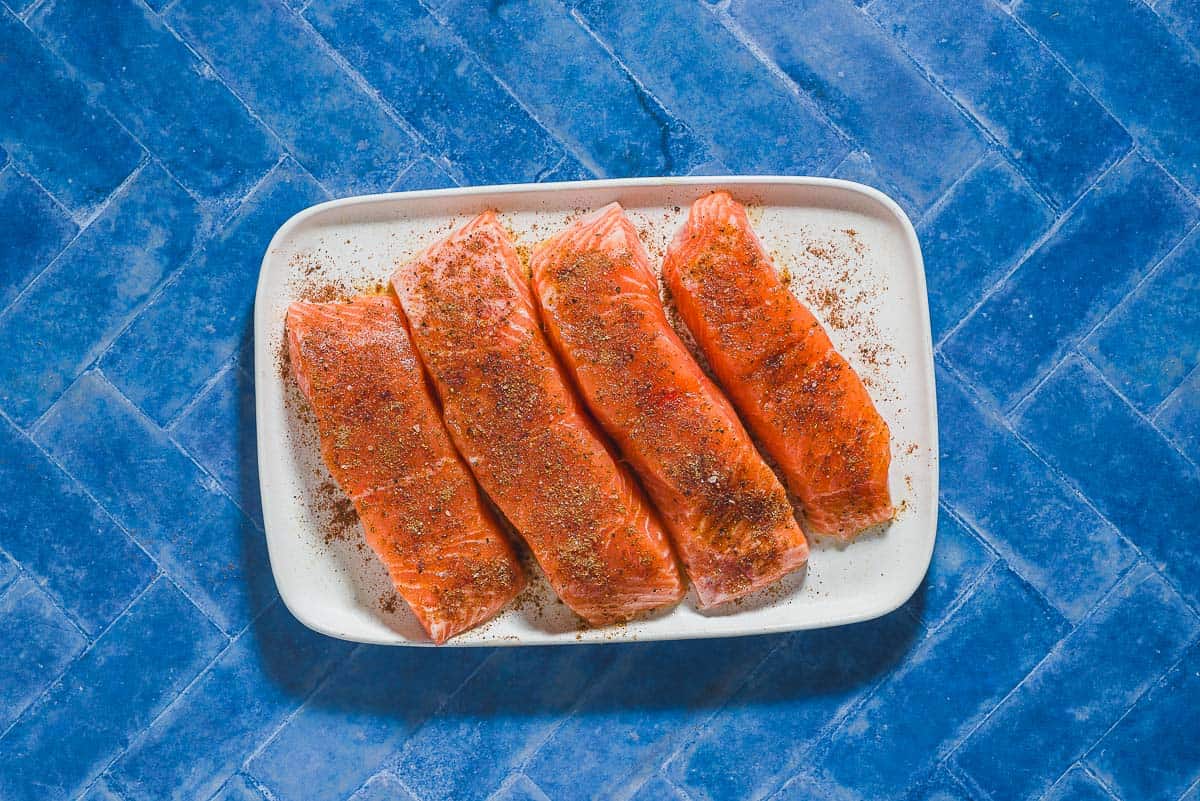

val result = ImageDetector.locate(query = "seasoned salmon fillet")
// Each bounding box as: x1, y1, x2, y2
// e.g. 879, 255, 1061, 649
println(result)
391, 211, 685, 625
663, 192, 893, 538
531, 203, 809, 607
286, 295, 525, 644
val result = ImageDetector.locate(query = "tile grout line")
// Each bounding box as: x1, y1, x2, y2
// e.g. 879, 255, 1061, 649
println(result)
0, 403, 168, 639
1000, 0, 1199, 204
413, 0, 600, 180
145, 0, 299, 176
773, 558, 1014, 801
99, 605, 261, 794
238, 644, 365, 775
86, 155, 287, 388
568, 7, 775, 176
1078, 762, 1123, 801
856, 0, 1070, 214
1177, 772, 1200, 801
504, 662, 622, 777
937, 354, 1153, 596
20, 377, 240, 638
557, 0, 713, 177
106, 594, 353, 799
286, 1, 444, 178
418, 0, 610, 179
649, 634, 799, 792
163, 341, 246, 434
16, 2, 162, 185
939, 561, 1153, 778
708, 4, 856, 168
0, 575, 165, 745
933, 146, 1134, 352
1077, 642, 1200, 796
378, 650, 509, 783
96, 364, 268, 534
1073, 353, 1200, 479
6, 159, 84, 227
1000, 215, 1200, 419
912, 150, 992, 229
996, 0, 1139, 144
79, 577, 263, 798
0, 157, 150, 322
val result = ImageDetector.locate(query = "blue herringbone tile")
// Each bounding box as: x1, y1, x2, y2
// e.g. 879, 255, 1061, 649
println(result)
3, 0, 1198, 798
35, 372, 274, 634
1083, 226, 1200, 413
0, 7, 143, 218
1158, 366, 1200, 455
942, 153, 1197, 412
524, 637, 777, 801
915, 507, 996, 629
305, 0, 578, 185
1086, 640, 1200, 801
396, 646, 620, 801
936, 363, 1134, 622
171, 354, 262, 527
390, 156, 460, 192
667, 610, 919, 801
729, 0, 985, 212
1016, 0, 1200, 197
953, 564, 1200, 801
629, 776, 689, 801
797, 564, 1067, 801
248, 645, 490, 801
0, 163, 203, 425
0, 550, 17, 598
869, 0, 1130, 208
434, 0, 711, 179
1040, 767, 1118, 801
1014, 356, 1200, 612
904, 770, 974, 801
349, 773, 421, 801
0, 413, 156, 635
918, 152, 1053, 340
831, 150, 922, 220
1158, 0, 1200, 51
108, 600, 351, 801
0, 577, 225, 801
77, 779, 128, 801
211, 775, 273, 801
102, 158, 326, 425
167, 0, 419, 197
0, 577, 87, 732
0, 167, 77, 309
29, 0, 280, 206
571, 0, 849, 175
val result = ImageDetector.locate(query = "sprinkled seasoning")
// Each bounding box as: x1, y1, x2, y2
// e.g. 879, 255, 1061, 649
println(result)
533, 203, 807, 607
392, 212, 684, 625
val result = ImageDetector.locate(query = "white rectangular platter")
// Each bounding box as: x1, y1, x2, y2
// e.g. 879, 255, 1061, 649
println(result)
254, 176, 938, 647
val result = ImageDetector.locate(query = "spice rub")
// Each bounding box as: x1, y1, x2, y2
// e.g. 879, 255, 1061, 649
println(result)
391, 211, 685, 625
286, 294, 526, 644
531, 202, 809, 607
662, 192, 893, 538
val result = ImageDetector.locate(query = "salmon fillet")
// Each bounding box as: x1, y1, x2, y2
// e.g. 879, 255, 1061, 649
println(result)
663, 192, 893, 538
531, 203, 809, 607
391, 211, 685, 625
286, 294, 525, 644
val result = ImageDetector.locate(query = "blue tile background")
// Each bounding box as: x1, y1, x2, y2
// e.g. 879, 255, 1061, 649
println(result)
1, 2, 1197, 799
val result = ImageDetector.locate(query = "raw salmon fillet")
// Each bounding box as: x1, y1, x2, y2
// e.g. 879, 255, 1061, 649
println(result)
531, 203, 809, 607
663, 192, 893, 538
391, 211, 685, 625
286, 294, 525, 644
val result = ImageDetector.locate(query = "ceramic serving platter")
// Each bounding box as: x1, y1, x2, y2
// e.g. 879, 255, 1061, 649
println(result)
254, 176, 938, 647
